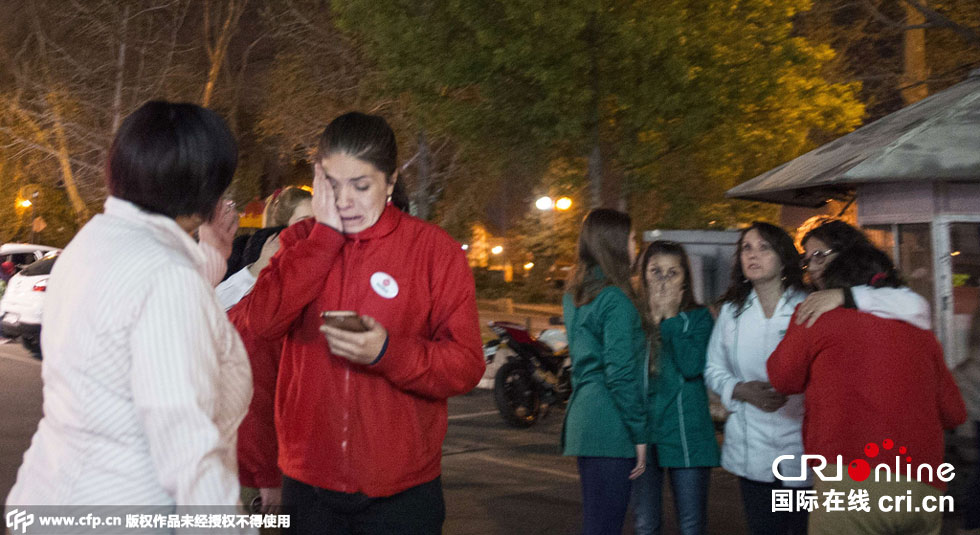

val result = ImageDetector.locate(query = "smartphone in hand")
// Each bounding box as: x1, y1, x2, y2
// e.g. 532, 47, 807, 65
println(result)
320, 310, 369, 332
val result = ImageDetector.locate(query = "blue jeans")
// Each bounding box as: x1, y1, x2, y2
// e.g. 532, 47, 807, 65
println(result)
577, 456, 635, 535
631, 448, 711, 535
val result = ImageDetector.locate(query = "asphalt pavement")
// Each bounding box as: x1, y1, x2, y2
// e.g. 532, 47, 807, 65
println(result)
1, 331, 973, 534
0, 339, 746, 534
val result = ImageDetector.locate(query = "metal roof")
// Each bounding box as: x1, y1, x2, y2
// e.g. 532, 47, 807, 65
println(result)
726, 69, 980, 207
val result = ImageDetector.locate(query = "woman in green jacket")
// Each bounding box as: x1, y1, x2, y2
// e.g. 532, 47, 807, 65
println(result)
562, 208, 648, 535
632, 241, 720, 535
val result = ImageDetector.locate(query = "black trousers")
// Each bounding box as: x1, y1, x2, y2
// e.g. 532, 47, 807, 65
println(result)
282, 475, 445, 535
738, 477, 809, 535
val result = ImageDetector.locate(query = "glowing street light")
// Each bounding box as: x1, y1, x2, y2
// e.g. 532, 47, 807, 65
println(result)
491, 245, 503, 255
535, 196, 554, 211
523, 262, 534, 270
555, 197, 572, 211
18, 199, 32, 209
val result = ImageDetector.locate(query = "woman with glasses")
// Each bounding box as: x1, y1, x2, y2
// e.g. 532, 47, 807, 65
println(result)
794, 219, 929, 329
769, 241, 965, 534
705, 221, 933, 535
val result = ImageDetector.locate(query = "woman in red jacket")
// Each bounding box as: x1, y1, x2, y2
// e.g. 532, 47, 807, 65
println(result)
240, 112, 485, 534
768, 243, 966, 535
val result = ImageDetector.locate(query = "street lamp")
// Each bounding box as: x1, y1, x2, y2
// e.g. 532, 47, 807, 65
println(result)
18, 199, 32, 209
535, 195, 572, 211
491, 245, 503, 255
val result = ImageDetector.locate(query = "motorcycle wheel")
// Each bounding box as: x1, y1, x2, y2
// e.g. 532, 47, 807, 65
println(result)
21, 336, 42, 360
493, 361, 540, 428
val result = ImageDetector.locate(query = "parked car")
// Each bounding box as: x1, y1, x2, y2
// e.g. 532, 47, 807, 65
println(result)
0, 251, 60, 357
0, 243, 60, 272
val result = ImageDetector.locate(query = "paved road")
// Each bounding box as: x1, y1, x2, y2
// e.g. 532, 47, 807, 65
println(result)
0, 340, 43, 505
441, 389, 748, 535
0, 340, 745, 534
1, 336, 971, 534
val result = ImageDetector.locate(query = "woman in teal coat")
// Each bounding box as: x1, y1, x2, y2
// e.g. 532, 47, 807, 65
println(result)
562, 208, 648, 535
632, 241, 720, 535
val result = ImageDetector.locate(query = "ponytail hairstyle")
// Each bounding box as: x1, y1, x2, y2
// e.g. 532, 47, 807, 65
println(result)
316, 111, 407, 212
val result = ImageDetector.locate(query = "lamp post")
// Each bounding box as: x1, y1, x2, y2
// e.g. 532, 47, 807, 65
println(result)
534, 195, 573, 282
28, 191, 38, 243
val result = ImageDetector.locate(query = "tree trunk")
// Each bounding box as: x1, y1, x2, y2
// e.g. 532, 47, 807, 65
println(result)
46, 93, 89, 219
413, 130, 432, 220
111, 4, 129, 134
201, 0, 246, 107
586, 13, 603, 209
28, 4, 89, 220
587, 142, 602, 208
901, 0, 929, 105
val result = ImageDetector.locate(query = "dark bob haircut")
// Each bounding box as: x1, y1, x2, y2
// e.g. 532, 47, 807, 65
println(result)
822, 242, 904, 290
107, 101, 237, 221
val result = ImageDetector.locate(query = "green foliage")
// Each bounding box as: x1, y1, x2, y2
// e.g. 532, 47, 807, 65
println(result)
472, 267, 564, 304
335, 0, 865, 234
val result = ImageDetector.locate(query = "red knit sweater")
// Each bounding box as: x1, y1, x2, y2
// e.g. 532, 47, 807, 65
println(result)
768, 307, 966, 491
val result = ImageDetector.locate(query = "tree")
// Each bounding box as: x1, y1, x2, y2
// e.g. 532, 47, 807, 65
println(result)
334, 0, 865, 231
797, 0, 980, 119
0, 0, 205, 226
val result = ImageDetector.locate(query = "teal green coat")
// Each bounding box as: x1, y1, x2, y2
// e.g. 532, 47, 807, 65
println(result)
648, 307, 720, 467
561, 285, 647, 458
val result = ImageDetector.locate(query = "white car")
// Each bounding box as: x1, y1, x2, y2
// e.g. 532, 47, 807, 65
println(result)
1, 251, 60, 357
0, 243, 60, 270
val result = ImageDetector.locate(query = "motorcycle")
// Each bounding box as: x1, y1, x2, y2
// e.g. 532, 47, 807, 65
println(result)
483, 318, 571, 428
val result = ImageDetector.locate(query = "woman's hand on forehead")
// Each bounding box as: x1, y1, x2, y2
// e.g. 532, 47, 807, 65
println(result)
313, 162, 342, 232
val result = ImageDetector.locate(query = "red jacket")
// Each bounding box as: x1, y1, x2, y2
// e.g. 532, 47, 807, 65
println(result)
768, 307, 966, 491
241, 205, 485, 497
228, 303, 282, 489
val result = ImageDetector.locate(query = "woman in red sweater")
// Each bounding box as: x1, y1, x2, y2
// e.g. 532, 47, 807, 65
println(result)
239, 112, 485, 534
768, 243, 966, 535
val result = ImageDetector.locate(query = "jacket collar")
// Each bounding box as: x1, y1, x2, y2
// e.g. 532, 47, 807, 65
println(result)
103, 196, 207, 275
746, 286, 804, 315
343, 204, 402, 241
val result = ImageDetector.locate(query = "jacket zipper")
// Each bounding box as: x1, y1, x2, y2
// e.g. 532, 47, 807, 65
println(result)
339, 236, 360, 489
732, 306, 749, 476
676, 312, 690, 467
677, 380, 690, 466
